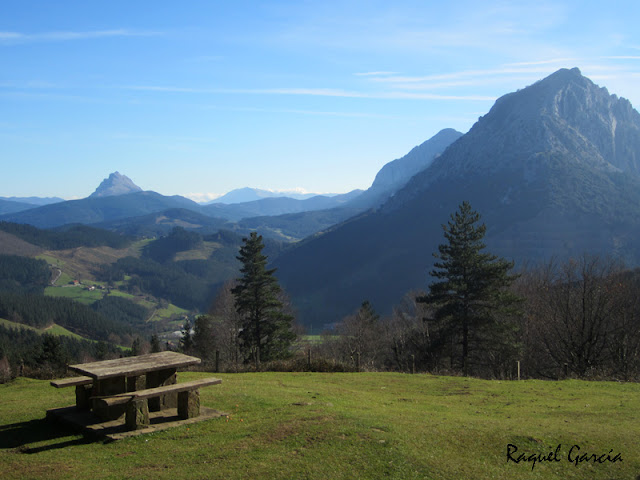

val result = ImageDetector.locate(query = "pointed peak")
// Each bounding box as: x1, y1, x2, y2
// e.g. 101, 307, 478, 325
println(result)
90, 172, 143, 198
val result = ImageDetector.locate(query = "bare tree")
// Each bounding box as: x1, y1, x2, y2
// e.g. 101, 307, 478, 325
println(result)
608, 268, 640, 379
208, 280, 243, 371
386, 291, 432, 372
522, 255, 627, 378
335, 301, 385, 371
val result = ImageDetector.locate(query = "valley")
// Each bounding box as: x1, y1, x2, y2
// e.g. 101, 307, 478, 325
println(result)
2, 68, 640, 380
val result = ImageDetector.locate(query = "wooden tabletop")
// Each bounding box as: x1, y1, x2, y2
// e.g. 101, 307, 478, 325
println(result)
68, 351, 201, 380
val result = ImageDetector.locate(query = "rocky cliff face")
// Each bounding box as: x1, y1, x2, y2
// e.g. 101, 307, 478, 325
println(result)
349, 128, 463, 209
388, 68, 640, 212
90, 172, 143, 198
275, 68, 640, 326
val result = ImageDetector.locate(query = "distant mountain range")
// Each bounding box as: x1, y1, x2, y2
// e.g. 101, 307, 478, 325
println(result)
209, 187, 339, 204
0, 127, 459, 237
0, 196, 64, 206
0, 191, 202, 229
274, 68, 640, 326
0, 196, 64, 215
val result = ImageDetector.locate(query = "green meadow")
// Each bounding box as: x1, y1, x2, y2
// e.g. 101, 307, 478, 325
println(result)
0, 318, 86, 341
1, 372, 637, 480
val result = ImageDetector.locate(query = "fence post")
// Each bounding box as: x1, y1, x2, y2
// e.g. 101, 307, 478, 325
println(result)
411, 354, 416, 374
517, 360, 520, 381
307, 349, 312, 370
215, 350, 220, 373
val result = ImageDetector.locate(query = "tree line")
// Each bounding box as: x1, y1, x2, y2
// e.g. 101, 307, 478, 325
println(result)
185, 203, 640, 380
0, 292, 148, 345
0, 254, 51, 294
0, 221, 132, 250
0, 325, 122, 381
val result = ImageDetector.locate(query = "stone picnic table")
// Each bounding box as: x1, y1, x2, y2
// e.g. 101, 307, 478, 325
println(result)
69, 351, 202, 415
50, 351, 223, 436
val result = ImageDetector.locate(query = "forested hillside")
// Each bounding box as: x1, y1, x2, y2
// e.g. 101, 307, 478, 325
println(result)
0, 222, 132, 250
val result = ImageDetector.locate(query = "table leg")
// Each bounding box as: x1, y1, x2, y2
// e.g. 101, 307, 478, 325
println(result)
92, 376, 127, 421
75, 384, 91, 410
146, 368, 177, 411
127, 375, 145, 392
126, 399, 150, 430
178, 390, 200, 419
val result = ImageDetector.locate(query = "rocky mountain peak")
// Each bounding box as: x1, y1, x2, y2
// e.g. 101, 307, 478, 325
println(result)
90, 172, 143, 198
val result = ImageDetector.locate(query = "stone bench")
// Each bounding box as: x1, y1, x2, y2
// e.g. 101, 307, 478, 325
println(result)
93, 377, 222, 430
50, 376, 94, 410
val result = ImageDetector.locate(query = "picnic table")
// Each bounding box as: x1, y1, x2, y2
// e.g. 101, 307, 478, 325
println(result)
51, 351, 222, 431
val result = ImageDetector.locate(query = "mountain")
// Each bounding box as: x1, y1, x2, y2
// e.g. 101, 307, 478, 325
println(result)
210, 187, 334, 204
90, 172, 143, 198
201, 190, 363, 221
274, 68, 640, 327
205, 130, 461, 239
348, 128, 463, 209
0, 198, 36, 215
0, 191, 202, 229
0, 196, 64, 206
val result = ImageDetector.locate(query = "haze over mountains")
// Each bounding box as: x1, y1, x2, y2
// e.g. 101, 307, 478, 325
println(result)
2, 68, 640, 327
210, 187, 339, 204
0, 127, 459, 238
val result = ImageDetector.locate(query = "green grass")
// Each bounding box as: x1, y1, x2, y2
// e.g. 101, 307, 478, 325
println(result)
173, 241, 222, 261
44, 285, 104, 305
55, 271, 74, 286
36, 254, 65, 267
147, 304, 190, 322
1, 373, 637, 480
0, 318, 87, 341
127, 238, 154, 257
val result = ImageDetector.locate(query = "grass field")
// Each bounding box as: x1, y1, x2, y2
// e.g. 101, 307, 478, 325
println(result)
1, 372, 637, 480
0, 318, 87, 341
45, 285, 105, 305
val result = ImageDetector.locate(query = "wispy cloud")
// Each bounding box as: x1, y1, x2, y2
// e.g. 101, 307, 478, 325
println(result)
354, 71, 398, 77
122, 84, 492, 101
0, 29, 160, 45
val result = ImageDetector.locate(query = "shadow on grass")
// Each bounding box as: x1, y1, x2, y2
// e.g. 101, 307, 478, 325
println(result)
0, 418, 96, 454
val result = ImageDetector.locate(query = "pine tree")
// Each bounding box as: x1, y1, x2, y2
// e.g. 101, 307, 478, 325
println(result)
418, 201, 522, 376
131, 337, 142, 356
232, 232, 295, 368
180, 319, 194, 354
150, 334, 162, 353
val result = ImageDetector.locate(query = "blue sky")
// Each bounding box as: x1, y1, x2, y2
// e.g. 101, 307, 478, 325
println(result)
1, 1, 639, 201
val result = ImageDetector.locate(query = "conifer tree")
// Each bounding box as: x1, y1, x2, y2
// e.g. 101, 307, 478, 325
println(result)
180, 319, 194, 354
232, 232, 295, 368
131, 337, 142, 356
150, 334, 162, 353
418, 201, 522, 376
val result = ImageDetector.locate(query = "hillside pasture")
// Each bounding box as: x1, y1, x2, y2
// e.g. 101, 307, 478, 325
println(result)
0, 318, 88, 341
0, 372, 637, 480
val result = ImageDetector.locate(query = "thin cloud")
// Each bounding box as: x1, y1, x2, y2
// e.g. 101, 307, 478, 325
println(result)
368, 66, 560, 84
123, 84, 491, 101
0, 29, 160, 45
505, 58, 578, 67
354, 71, 399, 76
603, 56, 640, 60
